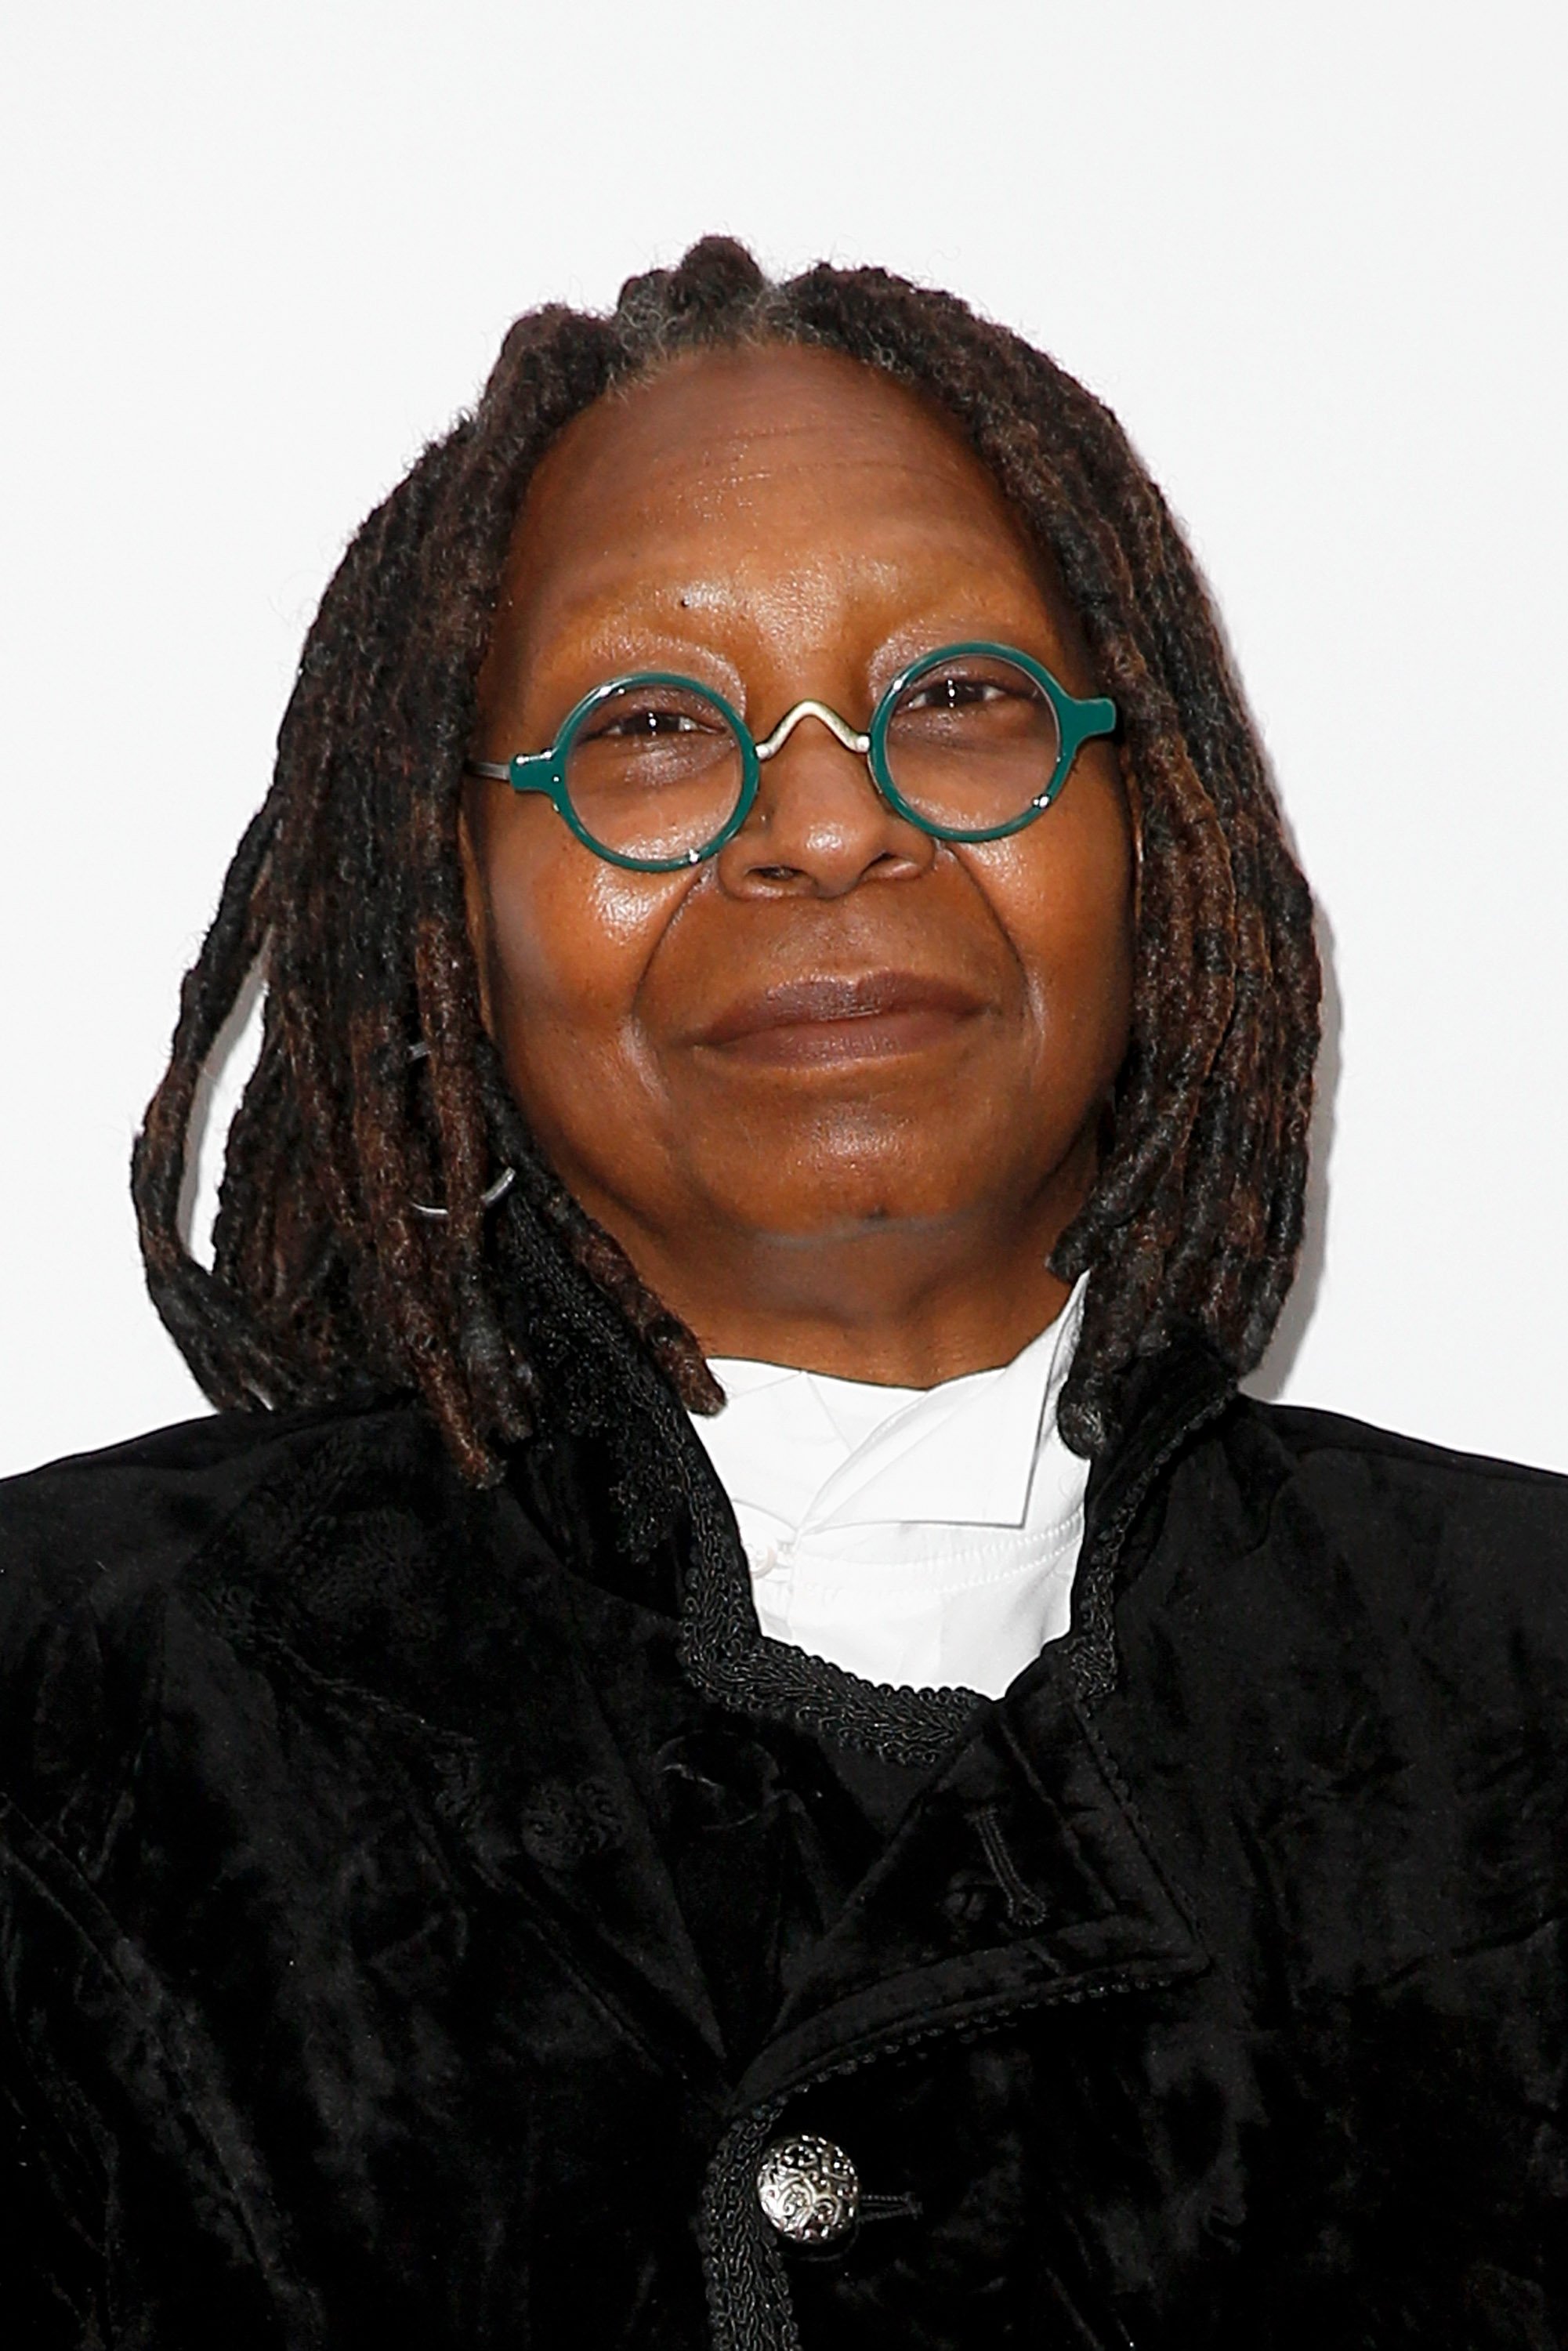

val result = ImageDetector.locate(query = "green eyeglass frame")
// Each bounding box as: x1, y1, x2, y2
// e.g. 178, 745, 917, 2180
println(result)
463, 640, 1117, 873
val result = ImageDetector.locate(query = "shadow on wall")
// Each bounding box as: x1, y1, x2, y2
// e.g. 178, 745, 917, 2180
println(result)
1246, 896, 1340, 1402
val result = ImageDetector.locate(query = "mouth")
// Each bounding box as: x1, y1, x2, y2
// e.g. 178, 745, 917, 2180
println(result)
694, 971, 988, 1067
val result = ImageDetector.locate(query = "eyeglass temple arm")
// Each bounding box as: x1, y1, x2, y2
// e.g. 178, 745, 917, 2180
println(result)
1058, 695, 1118, 758
463, 754, 555, 793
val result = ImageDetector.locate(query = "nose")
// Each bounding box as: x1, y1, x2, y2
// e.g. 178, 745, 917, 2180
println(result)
715, 708, 936, 899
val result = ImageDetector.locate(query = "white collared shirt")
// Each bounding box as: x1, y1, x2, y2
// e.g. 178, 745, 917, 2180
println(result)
686, 1278, 1091, 1701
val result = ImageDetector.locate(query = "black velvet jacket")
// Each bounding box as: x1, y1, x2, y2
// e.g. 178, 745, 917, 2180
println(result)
2, 1338, 1566, 2348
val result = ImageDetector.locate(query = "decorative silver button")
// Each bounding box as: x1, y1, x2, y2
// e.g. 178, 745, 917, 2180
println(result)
755, 2132, 860, 2245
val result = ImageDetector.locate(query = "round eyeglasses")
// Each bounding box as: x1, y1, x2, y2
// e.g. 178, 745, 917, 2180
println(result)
463, 641, 1117, 873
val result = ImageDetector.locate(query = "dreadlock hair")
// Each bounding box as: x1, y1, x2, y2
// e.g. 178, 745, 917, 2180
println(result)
133, 234, 1320, 1489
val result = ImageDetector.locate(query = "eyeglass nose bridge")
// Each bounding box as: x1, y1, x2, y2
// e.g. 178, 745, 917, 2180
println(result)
753, 699, 872, 765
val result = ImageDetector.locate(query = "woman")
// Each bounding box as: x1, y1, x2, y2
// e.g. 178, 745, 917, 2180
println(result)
2, 239, 1563, 2348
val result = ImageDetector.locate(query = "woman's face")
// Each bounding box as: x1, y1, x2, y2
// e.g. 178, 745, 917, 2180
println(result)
461, 345, 1134, 1380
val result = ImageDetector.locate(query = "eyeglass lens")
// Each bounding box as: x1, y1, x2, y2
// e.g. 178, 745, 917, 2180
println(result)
566, 682, 744, 864
883, 653, 1062, 835
562, 654, 1064, 864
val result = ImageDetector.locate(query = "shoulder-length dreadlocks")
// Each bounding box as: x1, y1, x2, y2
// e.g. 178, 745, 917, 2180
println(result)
132, 237, 1320, 1484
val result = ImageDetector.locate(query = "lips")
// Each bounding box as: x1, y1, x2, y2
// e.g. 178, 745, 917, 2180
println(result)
695, 970, 987, 1063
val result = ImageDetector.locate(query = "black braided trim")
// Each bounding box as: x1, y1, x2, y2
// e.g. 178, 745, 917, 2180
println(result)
1058, 1381, 1233, 1711
677, 1356, 1236, 1750
699, 2105, 801, 2351
702, 1938, 1206, 2348
535, 1241, 1228, 1763
499, 1237, 979, 1766
675, 1443, 980, 1770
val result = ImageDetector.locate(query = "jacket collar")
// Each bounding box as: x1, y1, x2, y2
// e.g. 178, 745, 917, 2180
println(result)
673, 1324, 1237, 1754
1057, 1328, 1237, 1710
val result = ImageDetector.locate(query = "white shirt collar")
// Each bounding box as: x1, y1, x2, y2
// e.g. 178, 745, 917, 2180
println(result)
686, 1278, 1092, 1699
702, 1279, 1084, 1534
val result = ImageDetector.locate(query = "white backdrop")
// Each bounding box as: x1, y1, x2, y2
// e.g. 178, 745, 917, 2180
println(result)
2, 0, 1565, 1480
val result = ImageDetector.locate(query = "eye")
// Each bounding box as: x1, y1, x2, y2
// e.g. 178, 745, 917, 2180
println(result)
576, 684, 732, 746
888, 655, 1054, 737
901, 673, 1012, 713
588, 705, 706, 741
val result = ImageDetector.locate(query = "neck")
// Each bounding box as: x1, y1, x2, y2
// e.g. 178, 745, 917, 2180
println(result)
604, 1199, 1085, 1388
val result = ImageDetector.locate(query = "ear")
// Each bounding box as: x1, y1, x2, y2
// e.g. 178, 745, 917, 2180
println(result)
457, 785, 497, 1039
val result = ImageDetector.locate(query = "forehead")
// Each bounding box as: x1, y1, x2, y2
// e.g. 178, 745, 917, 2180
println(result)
502, 343, 1052, 625
534, 343, 1006, 503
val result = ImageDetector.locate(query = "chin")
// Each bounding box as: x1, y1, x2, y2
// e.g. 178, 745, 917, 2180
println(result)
722, 1165, 1003, 1244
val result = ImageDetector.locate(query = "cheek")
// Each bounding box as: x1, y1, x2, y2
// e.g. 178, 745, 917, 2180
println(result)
971, 782, 1135, 1087
476, 810, 687, 1110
